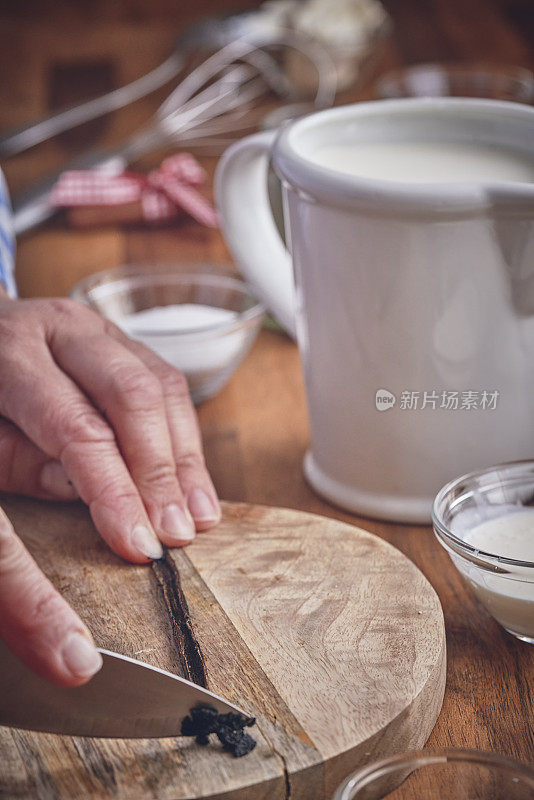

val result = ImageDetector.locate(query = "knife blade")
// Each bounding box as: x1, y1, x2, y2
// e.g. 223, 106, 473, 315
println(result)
0, 639, 251, 738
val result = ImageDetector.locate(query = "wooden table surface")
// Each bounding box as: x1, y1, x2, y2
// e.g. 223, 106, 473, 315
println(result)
0, 0, 533, 789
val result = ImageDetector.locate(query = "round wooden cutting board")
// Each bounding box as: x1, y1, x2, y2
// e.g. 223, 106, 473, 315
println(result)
0, 497, 446, 800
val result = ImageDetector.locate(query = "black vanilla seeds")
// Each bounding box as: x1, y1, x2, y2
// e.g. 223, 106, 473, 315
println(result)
181, 705, 257, 757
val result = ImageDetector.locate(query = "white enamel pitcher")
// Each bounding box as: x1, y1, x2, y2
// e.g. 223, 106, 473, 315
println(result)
215, 99, 534, 522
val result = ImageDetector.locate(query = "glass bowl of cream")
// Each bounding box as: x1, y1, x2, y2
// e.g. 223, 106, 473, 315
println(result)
433, 461, 534, 644
70, 266, 265, 404
332, 748, 534, 799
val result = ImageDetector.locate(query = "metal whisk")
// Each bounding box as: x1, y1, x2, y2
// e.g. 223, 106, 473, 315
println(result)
13, 34, 337, 235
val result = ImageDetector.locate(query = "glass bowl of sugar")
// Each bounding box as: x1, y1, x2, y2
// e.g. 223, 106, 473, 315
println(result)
70, 266, 265, 404
433, 461, 534, 644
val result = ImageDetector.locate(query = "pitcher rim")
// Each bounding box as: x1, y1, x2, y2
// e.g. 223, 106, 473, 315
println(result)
272, 97, 534, 218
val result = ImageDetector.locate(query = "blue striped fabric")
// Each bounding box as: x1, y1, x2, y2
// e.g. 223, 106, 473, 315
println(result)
0, 168, 16, 297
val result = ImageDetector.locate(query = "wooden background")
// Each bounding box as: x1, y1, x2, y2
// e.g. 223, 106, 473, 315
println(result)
0, 0, 533, 789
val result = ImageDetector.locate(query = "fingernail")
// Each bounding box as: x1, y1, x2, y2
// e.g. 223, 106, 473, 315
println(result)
188, 489, 220, 523
161, 504, 195, 542
40, 461, 79, 500
61, 631, 103, 680
131, 524, 164, 559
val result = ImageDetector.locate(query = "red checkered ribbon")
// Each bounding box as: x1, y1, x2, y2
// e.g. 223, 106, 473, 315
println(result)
49, 153, 219, 227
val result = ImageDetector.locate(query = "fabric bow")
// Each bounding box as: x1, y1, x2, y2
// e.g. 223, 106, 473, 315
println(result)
49, 153, 219, 227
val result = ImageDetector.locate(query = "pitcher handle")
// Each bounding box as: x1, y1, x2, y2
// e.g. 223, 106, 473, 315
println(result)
215, 131, 296, 338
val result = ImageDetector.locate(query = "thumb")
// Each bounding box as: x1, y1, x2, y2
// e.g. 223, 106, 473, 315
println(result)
0, 506, 102, 686
0, 417, 78, 500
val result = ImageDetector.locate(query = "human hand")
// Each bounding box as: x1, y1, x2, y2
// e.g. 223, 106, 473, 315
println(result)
0, 295, 221, 564
0, 505, 102, 685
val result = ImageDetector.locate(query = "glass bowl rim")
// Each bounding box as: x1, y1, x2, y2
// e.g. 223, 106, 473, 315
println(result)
333, 746, 534, 799
432, 459, 534, 570
69, 265, 266, 338
376, 62, 534, 101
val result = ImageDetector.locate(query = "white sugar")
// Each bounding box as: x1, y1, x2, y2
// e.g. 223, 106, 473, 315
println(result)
121, 303, 237, 334
116, 303, 246, 393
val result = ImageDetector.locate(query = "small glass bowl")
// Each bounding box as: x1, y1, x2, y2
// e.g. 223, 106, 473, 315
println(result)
375, 63, 534, 103
332, 748, 534, 799
70, 265, 265, 404
432, 461, 534, 644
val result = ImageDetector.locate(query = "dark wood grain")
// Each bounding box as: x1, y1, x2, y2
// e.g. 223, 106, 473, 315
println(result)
0, 0, 533, 796
48, 58, 116, 150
